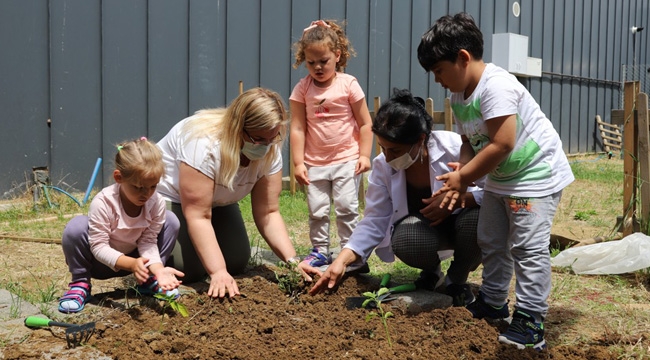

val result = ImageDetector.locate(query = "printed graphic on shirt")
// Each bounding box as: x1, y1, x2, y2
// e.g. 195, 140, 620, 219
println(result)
452, 100, 550, 185
314, 99, 329, 118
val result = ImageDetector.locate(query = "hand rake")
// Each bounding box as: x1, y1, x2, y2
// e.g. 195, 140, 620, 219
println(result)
24, 316, 95, 348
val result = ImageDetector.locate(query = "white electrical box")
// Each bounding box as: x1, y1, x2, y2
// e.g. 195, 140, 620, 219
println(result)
491, 33, 541, 77
526, 57, 542, 77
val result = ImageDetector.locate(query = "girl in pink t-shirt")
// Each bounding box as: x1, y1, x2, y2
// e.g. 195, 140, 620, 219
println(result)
290, 19, 373, 269
58, 138, 184, 313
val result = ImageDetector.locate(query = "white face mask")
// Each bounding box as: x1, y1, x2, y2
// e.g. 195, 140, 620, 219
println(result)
388, 143, 420, 171
242, 141, 271, 161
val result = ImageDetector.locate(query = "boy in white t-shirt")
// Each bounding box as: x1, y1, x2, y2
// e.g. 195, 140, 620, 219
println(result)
417, 12, 574, 350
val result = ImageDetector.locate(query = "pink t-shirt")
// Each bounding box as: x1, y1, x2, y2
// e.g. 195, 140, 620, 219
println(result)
88, 183, 166, 271
290, 72, 366, 167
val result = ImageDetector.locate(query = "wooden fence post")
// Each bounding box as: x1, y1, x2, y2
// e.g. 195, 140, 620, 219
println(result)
637, 92, 650, 233
622, 81, 640, 236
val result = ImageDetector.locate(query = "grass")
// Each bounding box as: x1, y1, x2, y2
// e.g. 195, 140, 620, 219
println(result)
0, 153, 648, 357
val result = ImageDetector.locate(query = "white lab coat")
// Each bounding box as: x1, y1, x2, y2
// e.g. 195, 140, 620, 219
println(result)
344, 131, 484, 264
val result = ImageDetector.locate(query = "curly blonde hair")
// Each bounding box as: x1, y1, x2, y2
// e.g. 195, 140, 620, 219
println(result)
293, 19, 356, 72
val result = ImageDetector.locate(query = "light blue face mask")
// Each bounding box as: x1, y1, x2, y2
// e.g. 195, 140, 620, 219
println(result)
242, 141, 271, 160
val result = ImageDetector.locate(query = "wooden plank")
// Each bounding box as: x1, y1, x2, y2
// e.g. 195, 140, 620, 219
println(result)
637, 92, 650, 232
622, 82, 639, 236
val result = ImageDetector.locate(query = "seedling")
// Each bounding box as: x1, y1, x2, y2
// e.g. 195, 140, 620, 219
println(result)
154, 293, 189, 317
154, 293, 189, 331
274, 261, 304, 304
363, 287, 394, 347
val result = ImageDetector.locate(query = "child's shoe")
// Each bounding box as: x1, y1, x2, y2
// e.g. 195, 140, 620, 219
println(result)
136, 276, 180, 300
465, 291, 509, 319
301, 248, 332, 267
498, 309, 546, 350
58, 281, 91, 314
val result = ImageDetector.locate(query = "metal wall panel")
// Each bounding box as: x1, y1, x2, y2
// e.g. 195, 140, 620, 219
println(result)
1, 0, 649, 195
189, 0, 226, 113
0, 1, 50, 195
102, 0, 148, 182
49, 0, 103, 191
148, 0, 189, 142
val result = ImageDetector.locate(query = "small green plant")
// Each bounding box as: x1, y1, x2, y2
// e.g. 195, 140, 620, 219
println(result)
574, 209, 597, 221
154, 293, 189, 330
274, 261, 304, 303
362, 287, 394, 348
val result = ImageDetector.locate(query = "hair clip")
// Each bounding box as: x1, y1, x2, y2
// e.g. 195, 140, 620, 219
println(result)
303, 20, 331, 35
117, 145, 124, 151
140, 136, 147, 141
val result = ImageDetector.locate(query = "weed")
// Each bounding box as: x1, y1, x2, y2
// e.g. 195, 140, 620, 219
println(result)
574, 209, 597, 221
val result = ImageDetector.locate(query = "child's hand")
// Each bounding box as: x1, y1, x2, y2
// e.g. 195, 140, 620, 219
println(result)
355, 156, 371, 175
433, 171, 468, 210
152, 267, 185, 291
132, 257, 150, 284
294, 163, 310, 185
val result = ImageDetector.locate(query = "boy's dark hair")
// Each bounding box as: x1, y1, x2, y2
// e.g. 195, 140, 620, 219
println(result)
372, 88, 432, 145
417, 12, 484, 71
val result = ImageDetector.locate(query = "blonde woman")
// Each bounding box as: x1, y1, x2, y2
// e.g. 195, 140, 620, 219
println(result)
157, 88, 316, 298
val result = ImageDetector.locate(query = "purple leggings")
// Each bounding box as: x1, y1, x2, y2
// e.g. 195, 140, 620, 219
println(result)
61, 211, 180, 284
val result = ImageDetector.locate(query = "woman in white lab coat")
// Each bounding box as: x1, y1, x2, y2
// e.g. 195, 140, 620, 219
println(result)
309, 89, 483, 306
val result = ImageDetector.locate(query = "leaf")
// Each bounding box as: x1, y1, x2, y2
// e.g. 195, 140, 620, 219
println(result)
384, 311, 394, 318
172, 301, 189, 317
365, 312, 378, 322
362, 291, 375, 298
377, 287, 390, 297
362, 299, 374, 308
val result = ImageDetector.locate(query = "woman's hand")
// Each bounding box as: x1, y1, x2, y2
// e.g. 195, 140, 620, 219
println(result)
420, 194, 453, 226
308, 259, 346, 295
207, 269, 240, 298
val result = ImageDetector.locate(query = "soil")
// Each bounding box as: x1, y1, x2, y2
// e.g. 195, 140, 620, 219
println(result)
2, 265, 618, 360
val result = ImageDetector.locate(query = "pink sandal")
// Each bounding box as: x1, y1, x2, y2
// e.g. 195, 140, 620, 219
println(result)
58, 282, 91, 313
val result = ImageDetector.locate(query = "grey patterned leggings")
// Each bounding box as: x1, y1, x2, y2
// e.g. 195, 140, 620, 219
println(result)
391, 207, 481, 285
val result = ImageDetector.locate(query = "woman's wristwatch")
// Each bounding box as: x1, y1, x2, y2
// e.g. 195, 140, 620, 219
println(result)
286, 256, 301, 265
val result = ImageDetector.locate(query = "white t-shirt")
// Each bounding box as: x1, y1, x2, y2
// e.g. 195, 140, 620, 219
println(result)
156, 117, 283, 207
450, 63, 574, 197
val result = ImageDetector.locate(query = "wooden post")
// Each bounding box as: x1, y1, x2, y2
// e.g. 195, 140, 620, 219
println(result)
622, 81, 640, 236
444, 98, 453, 131
425, 98, 434, 118
637, 92, 650, 232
